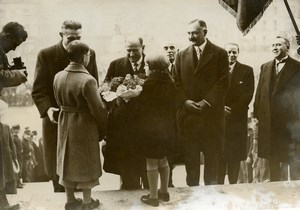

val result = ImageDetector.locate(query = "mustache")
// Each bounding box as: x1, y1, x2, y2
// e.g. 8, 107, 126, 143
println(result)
189, 38, 196, 42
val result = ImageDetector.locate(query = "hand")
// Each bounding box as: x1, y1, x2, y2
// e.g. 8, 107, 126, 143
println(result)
184, 100, 202, 113
225, 106, 231, 116
47, 107, 59, 124
116, 97, 124, 106
17, 69, 28, 82
246, 156, 252, 164
196, 100, 208, 109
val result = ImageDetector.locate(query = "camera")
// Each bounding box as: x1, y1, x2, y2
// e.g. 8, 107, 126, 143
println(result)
9, 57, 28, 76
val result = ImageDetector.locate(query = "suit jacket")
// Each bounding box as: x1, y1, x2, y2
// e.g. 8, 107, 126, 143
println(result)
31, 41, 98, 179
174, 39, 229, 151
54, 63, 107, 182
224, 61, 254, 160
103, 56, 146, 175
104, 55, 146, 82
254, 56, 300, 162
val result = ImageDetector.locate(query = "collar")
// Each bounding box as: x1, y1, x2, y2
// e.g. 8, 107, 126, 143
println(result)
194, 38, 207, 53
276, 56, 288, 64
131, 56, 143, 66
229, 62, 236, 72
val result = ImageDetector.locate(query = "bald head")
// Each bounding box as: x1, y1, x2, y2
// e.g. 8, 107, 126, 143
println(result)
125, 36, 144, 63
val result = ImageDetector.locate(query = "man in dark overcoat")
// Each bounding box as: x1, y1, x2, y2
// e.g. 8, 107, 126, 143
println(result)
103, 36, 148, 190
174, 19, 229, 186
31, 20, 98, 192
217, 43, 254, 184
0, 22, 27, 210
254, 36, 300, 181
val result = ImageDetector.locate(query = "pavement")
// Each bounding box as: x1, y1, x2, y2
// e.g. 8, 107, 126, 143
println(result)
6, 180, 300, 210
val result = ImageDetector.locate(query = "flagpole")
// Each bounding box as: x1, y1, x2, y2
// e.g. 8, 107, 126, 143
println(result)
283, 0, 300, 54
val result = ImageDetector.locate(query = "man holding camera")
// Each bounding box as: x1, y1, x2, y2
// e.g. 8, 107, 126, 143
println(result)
0, 22, 28, 210
0, 22, 27, 93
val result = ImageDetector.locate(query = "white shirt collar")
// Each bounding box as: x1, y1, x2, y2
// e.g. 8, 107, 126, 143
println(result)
194, 39, 207, 53
276, 56, 288, 64
131, 56, 143, 70
229, 62, 236, 73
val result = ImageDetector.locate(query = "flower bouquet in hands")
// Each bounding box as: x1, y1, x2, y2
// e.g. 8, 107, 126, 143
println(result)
99, 74, 144, 102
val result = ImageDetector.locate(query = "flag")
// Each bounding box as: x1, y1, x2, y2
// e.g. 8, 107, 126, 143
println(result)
219, 0, 273, 35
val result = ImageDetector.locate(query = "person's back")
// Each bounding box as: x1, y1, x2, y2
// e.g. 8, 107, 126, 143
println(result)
53, 40, 106, 210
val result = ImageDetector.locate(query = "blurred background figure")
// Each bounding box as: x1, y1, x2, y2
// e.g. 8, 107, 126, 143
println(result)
22, 128, 37, 183
11, 124, 24, 188
31, 130, 49, 182
163, 41, 177, 76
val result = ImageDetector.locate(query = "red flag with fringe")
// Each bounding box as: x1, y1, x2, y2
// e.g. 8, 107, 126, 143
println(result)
219, 0, 273, 35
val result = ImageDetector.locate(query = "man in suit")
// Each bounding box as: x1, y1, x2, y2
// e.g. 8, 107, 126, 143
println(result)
254, 36, 300, 181
0, 21, 28, 210
217, 43, 254, 184
163, 41, 176, 76
103, 36, 147, 190
174, 19, 229, 186
32, 20, 99, 192
162, 41, 178, 187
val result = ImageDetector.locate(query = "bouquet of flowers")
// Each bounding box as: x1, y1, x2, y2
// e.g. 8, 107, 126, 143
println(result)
99, 74, 145, 102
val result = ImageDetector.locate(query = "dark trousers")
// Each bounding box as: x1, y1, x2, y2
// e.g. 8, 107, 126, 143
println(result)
121, 173, 148, 190
0, 190, 9, 208
183, 134, 218, 186
217, 157, 240, 184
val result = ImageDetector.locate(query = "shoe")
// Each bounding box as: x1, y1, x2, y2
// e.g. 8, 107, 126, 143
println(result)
158, 191, 170, 202
81, 198, 100, 210
65, 198, 82, 210
2, 204, 20, 210
141, 194, 159, 207
16, 183, 23, 189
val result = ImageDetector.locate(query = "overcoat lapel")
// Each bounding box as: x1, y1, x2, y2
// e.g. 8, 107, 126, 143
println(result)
194, 40, 213, 75
183, 46, 196, 77
264, 60, 275, 97
273, 58, 298, 94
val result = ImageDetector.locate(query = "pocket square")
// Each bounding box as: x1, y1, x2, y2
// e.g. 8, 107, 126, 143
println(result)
239, 81, 243, 84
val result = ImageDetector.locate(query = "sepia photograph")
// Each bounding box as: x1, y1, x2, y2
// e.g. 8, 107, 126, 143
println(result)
0, 0, 300, 209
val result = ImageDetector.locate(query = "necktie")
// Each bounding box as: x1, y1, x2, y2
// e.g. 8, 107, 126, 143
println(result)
229, 66, 233, 86
169, 63, 174, 73
196, 47, 202, 60
133, 62, 138, 72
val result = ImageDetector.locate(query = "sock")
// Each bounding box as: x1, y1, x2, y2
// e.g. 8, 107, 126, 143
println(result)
65, 187, 76, 203
147, 169, 159, 199
159, 165, 170, 193
83, 188, 92, 204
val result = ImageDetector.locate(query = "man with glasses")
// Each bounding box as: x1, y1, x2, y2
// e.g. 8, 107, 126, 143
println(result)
32, 20, 98, 193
